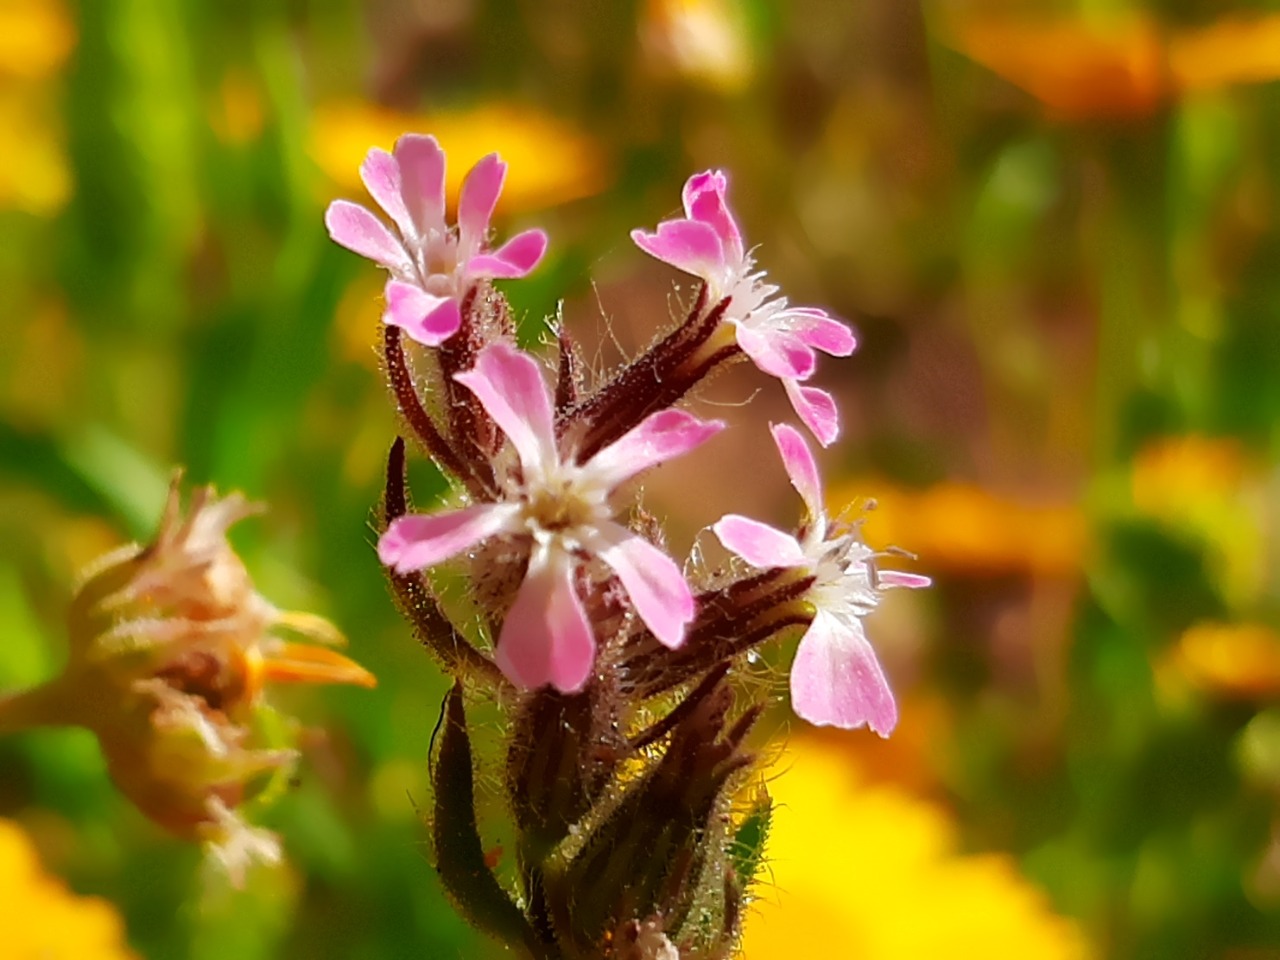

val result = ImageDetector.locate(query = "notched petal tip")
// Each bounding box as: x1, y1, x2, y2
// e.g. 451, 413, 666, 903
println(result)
592, 525, 695, 650
769, 422, 824, 523
324, 200, 410, 271
783, 380, 840, 447
384, 280, 461, 346
494, 550, 596, 693
468, 228, 549, 279
630, 219, 726, 281
453, 343, 556, 476
790, 616, 897, 736
377, 505, 516, 574
458, 152, 508, 241
711, 514, 807, 569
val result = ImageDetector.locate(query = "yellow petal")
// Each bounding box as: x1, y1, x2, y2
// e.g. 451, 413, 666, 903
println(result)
839, 480, 1087, 578
1174, 622, 1280, 699
739, 738, 1093, 959
1172, 15, 1280, 92
254, 642, 377, 690
941, 15, 1165, 120
0, 0, 76, 80
0, 818, 137, 959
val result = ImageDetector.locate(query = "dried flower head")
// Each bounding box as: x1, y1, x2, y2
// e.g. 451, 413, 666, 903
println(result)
0, 477, 375, 884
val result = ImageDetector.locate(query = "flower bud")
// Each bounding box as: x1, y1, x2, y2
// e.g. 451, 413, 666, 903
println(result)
540, 676, 761, 958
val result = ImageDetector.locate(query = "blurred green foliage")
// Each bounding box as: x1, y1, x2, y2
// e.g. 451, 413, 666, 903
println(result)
3, 0, 1280, 958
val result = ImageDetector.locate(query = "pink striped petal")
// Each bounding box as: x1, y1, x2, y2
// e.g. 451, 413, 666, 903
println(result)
712, 515, 807, 569
359, 147, 413, 239
458, 153, 506, 243
583, 409, 725, 490
384, 281, 461, 346
378, 503, 520, 573
770, 423, 824, 530
735, 325, 816, 379
682, 170, 744, 265
589, 522, 694, 649
783, 380, 840, 447
468, 228, 548, 279
631, 219, 725, 281
495, 547, 595, 692
790, 612, 897, 735
454, 343, 556, 477
394, 134, 447, 236
325, 200, 411, 272
792, 309, 857, 357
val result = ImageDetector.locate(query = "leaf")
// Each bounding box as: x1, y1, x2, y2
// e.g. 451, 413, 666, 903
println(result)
432, 681, 543, 954
731, 787, 772, 892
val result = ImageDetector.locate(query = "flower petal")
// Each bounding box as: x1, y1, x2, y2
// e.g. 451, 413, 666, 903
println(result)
394, 134, 447, 236
495, 546, 595, 693
384, 280, 461, 346
712, 515, 807, 569
359, 147, 413, 239
770, 423, 825, 532
454, 342, 556, 478
468, 228, 548, 279
589, 522, 694, 649
682, 170, 744, 265
377, 503, 519, 573
790, 611, 897, 736
877, 570, 932, 590
582, 409, 725, 490
783, 380, 840, 447
791, 308, 857, 357
735, 324, 817, 379
631, 219, 726, 281
458, 152, 506, 245
324, 200, 412, 272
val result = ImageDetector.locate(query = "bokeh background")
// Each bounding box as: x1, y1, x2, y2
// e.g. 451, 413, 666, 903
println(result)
3, 0, 1280, 957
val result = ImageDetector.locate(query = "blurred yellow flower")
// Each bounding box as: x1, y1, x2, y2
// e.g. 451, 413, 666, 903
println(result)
942, 12, 1280, 120
839, 480, 1087, 578
1130, 435, 1267, 606
740, 738, 1093, 959
311, 101, 607, 213
0, 0, 73, 214
0, 0, 76, 80
1170, 622, 1280, 699
640, 0, 752, 93
0, 818, 137, 959
1170, 15, 1280, 93
0, 86, 71, 215
1131, 434, 1247, 516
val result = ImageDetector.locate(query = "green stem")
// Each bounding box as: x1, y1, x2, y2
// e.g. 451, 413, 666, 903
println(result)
0, 678, 81, 735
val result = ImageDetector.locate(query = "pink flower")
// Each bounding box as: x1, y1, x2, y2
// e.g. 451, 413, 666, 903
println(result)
378, 342, 724, 692
631, 171, 856, 445
325, 135, 549, 347
711, 424, 929, 735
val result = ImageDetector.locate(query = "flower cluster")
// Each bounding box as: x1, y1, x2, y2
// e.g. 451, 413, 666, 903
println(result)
0, 479, 375, 885
327, 141, 928, 957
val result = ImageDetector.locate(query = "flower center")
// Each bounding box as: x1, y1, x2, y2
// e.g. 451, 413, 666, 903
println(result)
420, 231, 461, 285
520, 473, 608, 537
